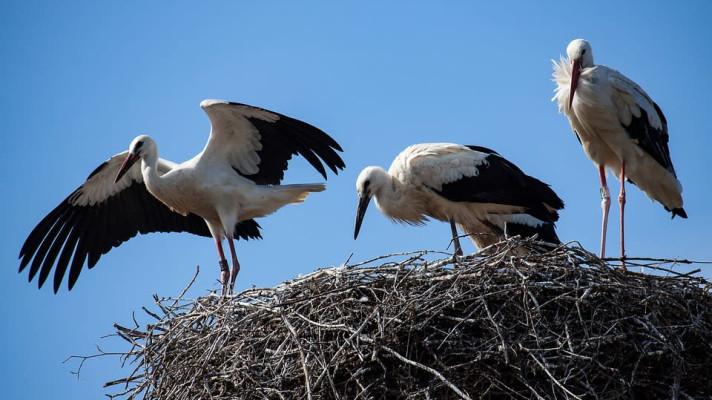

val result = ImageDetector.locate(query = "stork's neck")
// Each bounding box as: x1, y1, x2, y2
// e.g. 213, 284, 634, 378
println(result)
140, 150, 162, 191
372, 173, 412, 217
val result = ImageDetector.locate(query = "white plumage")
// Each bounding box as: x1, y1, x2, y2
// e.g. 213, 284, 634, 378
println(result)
390, 143, 491, 191
354, 143, 564, 253
553, 39, 686, 261
19, 100, 344, 293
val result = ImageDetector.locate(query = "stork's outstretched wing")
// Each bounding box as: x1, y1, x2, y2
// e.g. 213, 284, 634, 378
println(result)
19, 151, 261, 293
200, 99, 345, 185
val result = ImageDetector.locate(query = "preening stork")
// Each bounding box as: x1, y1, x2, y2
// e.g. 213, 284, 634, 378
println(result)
353, 143, 564, 254
19, 100, 345, 294
553, 39, 686, 261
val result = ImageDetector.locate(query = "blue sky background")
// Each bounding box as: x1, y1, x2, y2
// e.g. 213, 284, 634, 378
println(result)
1, 1, 710, 398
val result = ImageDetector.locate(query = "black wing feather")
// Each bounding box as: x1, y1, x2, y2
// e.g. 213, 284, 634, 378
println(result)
53, 221, 82, 292
19, 193, 74, 271
505, 222, 561, 244
19, 178, 262, 293
464, 145, 500, 156
230, 102, 345, 185
479, 218, 561, 245
27, 207, 70, 282
67, 233, 88, 290
434, 148, 564, 222
623, 104, 677, 177
38, 209, 80, 288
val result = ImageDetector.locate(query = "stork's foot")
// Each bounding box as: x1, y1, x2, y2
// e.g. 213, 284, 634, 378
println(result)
454, 246, 463, 257
451, 248, 464, 266
219, 260, 230, 296
229, 262, 241, 294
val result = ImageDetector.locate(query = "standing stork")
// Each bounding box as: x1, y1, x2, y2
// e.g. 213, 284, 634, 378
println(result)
353, 143, 564, 253
553, 39, 686, 261
19, 100, 345, 294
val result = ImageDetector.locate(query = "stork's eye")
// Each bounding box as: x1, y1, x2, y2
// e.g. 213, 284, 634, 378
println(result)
135, 140, 144, 149
582, 49, 587, 55
364, 180, 370, 189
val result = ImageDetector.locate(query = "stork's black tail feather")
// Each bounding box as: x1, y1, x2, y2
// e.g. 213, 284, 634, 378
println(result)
671, 207, 688, 219
506, 222, 561, 244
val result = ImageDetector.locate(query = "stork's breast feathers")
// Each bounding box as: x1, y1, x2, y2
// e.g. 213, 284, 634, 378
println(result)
551, 57, 571, 112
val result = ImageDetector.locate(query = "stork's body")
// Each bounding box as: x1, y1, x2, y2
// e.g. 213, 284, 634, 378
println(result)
553, 39, 686, 261
19, 100, 344, 293
354, 143, 564, 252
142, 153, 317, 227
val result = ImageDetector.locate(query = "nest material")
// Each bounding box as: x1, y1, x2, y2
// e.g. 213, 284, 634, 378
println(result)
105, 238, 712, 399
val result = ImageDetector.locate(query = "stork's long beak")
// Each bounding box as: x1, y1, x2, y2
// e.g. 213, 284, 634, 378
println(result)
568, 58, 582, 110
353, 194, 372, 240
114, 153, 139, 183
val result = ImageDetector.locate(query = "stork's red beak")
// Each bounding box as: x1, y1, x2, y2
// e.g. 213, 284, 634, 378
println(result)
114, 153, 139, 183
568, 58, 582, 110
353, 194, 372, 240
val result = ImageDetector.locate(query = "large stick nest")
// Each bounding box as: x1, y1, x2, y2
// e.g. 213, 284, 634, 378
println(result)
103, 238, 712, 399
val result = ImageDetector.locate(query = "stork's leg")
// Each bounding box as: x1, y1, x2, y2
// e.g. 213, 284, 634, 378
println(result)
598, 165, 611, 258
215, 239, 229, 295
226, 237, 241, 293
619, 161, 627, 270
449, 219, 463, 257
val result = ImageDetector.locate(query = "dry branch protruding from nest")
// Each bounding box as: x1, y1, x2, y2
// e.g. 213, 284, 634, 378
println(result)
98, 238, 712, 399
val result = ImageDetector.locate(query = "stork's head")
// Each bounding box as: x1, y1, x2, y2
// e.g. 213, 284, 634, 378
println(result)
114, 135, 157, 183
566, 39, 594, 110
354, 166, 390, 240
567, 39, 593, 67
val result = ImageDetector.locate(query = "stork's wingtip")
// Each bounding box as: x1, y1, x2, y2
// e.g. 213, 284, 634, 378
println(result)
326, 163, 346, 177
671, 208, 688, 219
200, 99, 228, 109
18, 254, 29, 272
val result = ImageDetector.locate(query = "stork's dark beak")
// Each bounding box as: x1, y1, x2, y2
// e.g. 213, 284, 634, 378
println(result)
568, 58, 582, 110
114, 153, 139, 183
353, 194, 372, 240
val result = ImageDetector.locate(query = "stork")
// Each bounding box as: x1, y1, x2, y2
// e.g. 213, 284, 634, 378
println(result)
353, 143, 564, 254
18, 100, 345, 294
553, 39, 686, 262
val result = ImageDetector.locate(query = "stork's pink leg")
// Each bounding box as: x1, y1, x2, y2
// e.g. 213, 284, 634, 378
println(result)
226, 237, 241, 294
619, 161, 627, 270
598, 165, 611, 258
215, 239, 229, 295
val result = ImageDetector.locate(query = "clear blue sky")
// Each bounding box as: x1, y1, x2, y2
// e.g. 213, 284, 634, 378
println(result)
1, 1, 710, 398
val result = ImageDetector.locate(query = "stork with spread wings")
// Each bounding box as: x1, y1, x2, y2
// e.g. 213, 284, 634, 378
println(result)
19, 100, 345, 294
